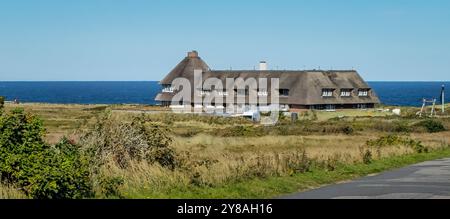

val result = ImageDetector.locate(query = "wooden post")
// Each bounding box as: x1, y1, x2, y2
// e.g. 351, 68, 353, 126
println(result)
442, 85, 445, 113
431, 99, 436, 117
419, 98, 426, 117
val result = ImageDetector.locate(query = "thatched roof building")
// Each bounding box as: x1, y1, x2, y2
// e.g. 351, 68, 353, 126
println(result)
155, 51, 380, 111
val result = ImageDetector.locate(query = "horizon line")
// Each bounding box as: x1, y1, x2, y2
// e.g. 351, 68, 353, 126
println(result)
1, 80, 450, 83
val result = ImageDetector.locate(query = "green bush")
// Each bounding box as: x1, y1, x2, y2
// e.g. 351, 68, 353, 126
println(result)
0, 109, 93, 199
366, 134, 429, 154
359, 147, 373, 164
98, 176, 124, 198
342, 125, 354, 135
25, 138, 93, 199
417, 119, 446, 133
0, 96, 4, 109
393, 120, 411, 133
0, 108, 48, 185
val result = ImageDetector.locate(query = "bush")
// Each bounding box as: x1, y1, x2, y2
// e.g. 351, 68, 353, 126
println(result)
218, 125, 260, 137
393, 120, 411, 133
0, 108, 48, 185
0, 109, 93, 199
0, 96, 4, 109
25, 138, 93, 199
366, 134, 404, 147
366, 134, 429, 154
359, 147, 373, 164
98, 176, 124, 198
417, 119, 446, 133
342, 126, 354, 135
80, 112, 176, 169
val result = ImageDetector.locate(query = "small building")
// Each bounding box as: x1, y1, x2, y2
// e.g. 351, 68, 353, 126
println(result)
155, 51, 380, 112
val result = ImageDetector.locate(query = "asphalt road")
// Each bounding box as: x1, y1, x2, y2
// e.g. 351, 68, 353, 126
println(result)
284, 158, 450, 199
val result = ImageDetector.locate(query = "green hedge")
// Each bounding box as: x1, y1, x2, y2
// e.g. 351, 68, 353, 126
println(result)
417, 119, 446, 133
0, 108, 93, 199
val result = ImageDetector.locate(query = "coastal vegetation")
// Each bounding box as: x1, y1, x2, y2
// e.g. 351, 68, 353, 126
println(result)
1, 102, 450, 199
0, 96, 4, 109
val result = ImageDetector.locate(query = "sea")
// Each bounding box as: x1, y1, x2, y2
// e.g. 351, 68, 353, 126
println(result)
0, 81, 448, 107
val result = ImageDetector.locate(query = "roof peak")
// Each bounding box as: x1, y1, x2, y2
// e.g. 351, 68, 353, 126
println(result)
187, 50, 199, 58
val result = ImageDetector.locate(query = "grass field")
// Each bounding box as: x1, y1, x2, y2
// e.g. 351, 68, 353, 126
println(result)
123, 148, 450, 198
2, 102, 450, 198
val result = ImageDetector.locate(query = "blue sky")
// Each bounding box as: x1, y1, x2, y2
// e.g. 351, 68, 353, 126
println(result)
0, 0, 449, 81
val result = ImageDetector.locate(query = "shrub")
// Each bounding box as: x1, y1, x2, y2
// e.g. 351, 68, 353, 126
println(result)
359, 147, 373, 164
0, 109, 93, 199
417, 119, 446, 133
80, 112, 176, 169
408, 140, 428, 153
0, 108, 48, 184
371, 120, 411, 133
0, 96, 4, 109
342, 125, 354, 135
393, 120, 411, 133
366, 134, 404, 147
25, 138, 93, 199
366, 134, 429, 154
218, 125, 260, 137
98, 176, 124, 198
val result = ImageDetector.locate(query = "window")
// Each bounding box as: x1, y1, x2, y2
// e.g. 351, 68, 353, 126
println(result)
357, 104, 368, 109
198, 89, 211, 96
279, 89, 290, 96
257, 89, 268, 97
234, 89, 248, 96
162, 84, 174, 93
217, 90, 229, 96
322, 89, 334, 97
358, 89, 370, 97
340, 89, 352, 97
325, 104, 336, 111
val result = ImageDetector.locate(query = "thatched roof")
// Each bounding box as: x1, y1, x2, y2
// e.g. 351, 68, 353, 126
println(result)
156, 51, 380, 105
160, 51, 210, 85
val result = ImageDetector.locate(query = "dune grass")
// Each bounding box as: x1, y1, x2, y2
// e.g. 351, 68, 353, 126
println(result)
2, 103, 450, 199
118, 147, 450, 199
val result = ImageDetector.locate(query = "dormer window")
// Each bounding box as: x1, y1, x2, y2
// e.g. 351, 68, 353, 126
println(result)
322, 89, 334, 97
279, 89, 290, 97
257, 89, 268, 97
162, 84, 174, 93
340, 89, 353, 97
234, 89, 248, 96
197, 88, 211, 96
358, 89, 370, 97
217, 90, 229, 96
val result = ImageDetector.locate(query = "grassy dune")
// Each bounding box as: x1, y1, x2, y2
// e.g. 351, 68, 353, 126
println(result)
2, 102, 450, 198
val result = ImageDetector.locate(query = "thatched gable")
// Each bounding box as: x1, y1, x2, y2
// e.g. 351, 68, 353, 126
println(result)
156, 51, 380, 108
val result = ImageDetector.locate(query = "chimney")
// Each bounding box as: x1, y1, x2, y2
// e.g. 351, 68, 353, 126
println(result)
188, 50, 199, 58
259, 61, 268, 71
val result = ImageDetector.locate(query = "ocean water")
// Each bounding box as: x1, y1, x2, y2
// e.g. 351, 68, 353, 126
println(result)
369, 82, 448, 107
0, 81, 160, 105
0, 81, 448, 107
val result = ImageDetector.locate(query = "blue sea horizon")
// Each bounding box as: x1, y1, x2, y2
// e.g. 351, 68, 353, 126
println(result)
0, 81, 448, 107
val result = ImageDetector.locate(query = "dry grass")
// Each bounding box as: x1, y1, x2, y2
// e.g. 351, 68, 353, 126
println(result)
0, 184, 27, 199
4, 103, 450, 198
314, 109, 393, 121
